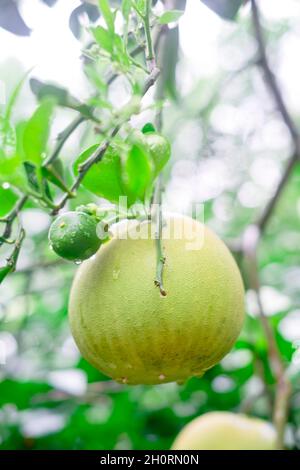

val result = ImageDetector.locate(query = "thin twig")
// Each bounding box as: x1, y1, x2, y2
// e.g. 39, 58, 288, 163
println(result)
251, 0, 299, 146
154, 177, 166, 296
257, 152, 298, 232
52, 67, 160, 215
0, 226, 26, 282
43, 115, 86, 168
242, 227, 291, 448
144, 0, 155, 68
43, 42, 147, 171
0, 195, 28, 247
32, 380, 123, 404
146, 10, 167, 296
251, 0, 300, 234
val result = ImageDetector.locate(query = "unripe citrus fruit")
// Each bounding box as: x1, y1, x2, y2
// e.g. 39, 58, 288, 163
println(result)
144, 132, 171, 175
129, 130, 170, 176
69, 214, 244, 385
49, 211, 102, 261
172, 412, 277, 450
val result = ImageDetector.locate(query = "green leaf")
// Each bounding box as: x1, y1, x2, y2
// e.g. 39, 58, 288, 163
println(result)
42, 177, 53, 202
158, 10, 184, 24
135, 0, 146, 16
201, 0, 244, 20
1, 123, 28, 192
41, 161, 71, 195
122, 142, 152, 204
74, 138, 153, 206
15, 121, 27, 162
98, 0, 115, 33
0, 154, 19, 183
122, 0, 132, 20
142, 122, 156, 134
0, 266, 11, 284
0, 185, 18, 217
0, 114, 15, 154
91, 26, 114, 54
23, 161, 40, 192
23, 99, 55, 165
0, 123, 27, 191
5, 68, 33, 123
74, 144, 124, 203
85, 65, 108, 95
113, 33, 130, 67
91, 27, 130, 68
30, 78, 94, 119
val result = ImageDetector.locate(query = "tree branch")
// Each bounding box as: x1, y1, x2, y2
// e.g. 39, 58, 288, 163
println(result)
257, 152, 298, 232
251, 0, 299, 147
43, 115, 86, 168
0, 195, 28, 247
251, 0, 300, 233
43, 41, 147, 171
0, 16, 161, 289
239, 2, 298, 447
242, 225, 291, 448
52, 66, 160, 215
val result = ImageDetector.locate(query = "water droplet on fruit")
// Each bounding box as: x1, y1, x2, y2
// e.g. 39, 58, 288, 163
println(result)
193, 371, 204, 378
176, 379, 185, 385
108, 363, 117, 370
112, 269, 120, 280
74, 260, 82, 265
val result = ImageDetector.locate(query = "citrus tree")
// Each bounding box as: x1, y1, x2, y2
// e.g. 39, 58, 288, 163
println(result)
0, 0, 299, 450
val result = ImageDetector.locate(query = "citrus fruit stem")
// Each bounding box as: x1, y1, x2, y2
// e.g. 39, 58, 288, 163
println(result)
153, 176, 166, 296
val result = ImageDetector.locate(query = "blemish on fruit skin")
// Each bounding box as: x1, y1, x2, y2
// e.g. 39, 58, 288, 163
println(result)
121, 377, 128, 384
59, 222, 66, 228
159, 374, 165, 381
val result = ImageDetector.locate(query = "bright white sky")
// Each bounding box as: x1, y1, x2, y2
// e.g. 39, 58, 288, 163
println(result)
0, 0, 299, 107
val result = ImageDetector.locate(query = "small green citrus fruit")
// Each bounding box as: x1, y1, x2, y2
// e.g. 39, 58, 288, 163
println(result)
144, 132, 171, 175
49, 211, 102, 261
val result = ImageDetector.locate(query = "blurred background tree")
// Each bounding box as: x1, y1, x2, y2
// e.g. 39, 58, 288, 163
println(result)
0, 0, 300, 450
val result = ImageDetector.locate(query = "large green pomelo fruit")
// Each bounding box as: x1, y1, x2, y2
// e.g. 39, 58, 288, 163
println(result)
69, 214, 244, 385
172, 412, 277, 450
